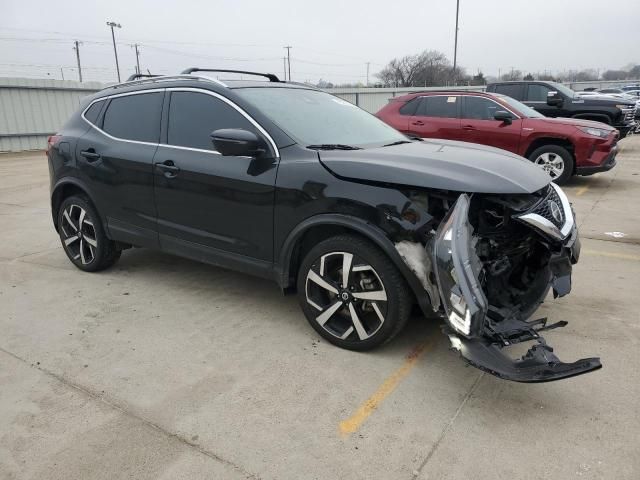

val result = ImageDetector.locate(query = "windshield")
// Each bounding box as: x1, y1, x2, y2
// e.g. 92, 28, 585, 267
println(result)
235, 87, 407, 148
548, 82, 577, 98
496, 94, 545, 118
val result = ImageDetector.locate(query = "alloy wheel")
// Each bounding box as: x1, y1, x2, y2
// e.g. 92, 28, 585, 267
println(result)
305, 251, 388, 341
60, 204, 98, 265
534, 152, 565, 179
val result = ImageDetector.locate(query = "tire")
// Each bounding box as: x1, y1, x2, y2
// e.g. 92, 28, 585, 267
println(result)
296, 234, 412, 351
528, 145, 574, 185
57, 195, 121, 272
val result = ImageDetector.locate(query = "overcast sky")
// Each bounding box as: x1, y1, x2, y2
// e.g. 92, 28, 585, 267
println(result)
1, 0, 639, 84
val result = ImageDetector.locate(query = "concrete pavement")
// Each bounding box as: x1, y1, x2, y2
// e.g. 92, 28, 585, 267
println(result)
1, 139, 639, 479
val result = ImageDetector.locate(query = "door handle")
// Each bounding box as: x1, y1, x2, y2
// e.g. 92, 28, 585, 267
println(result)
155, 160, 180, 178
80, 150, 101, 162
411, 120, 425, 126
462, 125, 476, 131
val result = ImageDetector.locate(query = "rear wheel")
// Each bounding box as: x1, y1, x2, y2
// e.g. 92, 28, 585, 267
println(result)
57, 195, 121, 272
296, 235, 412, 351
528, 145, 574, 185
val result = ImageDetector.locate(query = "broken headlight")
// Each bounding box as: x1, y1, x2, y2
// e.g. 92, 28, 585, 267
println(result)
432, 195, 488, 338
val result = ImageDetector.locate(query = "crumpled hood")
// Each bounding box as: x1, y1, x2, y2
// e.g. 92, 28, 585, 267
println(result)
318, 139, 550, 194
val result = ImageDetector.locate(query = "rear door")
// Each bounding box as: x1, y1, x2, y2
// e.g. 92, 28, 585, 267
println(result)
75, 90, 163, 248
458, 96, 522, 152
408, 95, 462, 140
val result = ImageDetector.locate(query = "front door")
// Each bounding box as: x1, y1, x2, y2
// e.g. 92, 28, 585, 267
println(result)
153, 89, 278, 267
458, 96, 522, 152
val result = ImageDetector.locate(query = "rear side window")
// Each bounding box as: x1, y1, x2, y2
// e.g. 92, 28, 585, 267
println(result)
399, 98, 420, 115
167, 91, 256, 151
102, 93, 163, 143
416, 96, 459, 118
526, 84, 553, 102
84, 100, 104, 125
463, 96, 512, 120
493, 84, 524, 100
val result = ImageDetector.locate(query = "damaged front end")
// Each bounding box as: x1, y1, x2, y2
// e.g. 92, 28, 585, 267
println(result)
431, 185, 601, 383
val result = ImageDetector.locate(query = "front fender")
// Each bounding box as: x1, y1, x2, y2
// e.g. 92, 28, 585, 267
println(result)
277, 213, 435, 315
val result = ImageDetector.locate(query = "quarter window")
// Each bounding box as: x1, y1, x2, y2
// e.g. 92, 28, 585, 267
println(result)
167, 92, 257, 151
463, 97, 511, 120
416, 96, 459, 118
84, 100, 104, 125
527, 84, 553, 102
399, 97, 420, 116
102, 93, 163, 143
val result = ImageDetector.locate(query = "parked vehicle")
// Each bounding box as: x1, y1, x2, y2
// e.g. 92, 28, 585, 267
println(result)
486, 81, 636, 138
621, 84, 640, 91
376, 90, 619, 184
47, 69, 601, 382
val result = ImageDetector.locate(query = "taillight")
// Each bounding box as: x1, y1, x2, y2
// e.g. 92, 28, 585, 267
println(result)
46, 135, 61, 155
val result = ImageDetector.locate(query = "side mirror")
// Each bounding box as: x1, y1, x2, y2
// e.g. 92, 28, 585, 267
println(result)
210, 129, 264, 157
493, 110, 512, 124
547, 91, 563, 107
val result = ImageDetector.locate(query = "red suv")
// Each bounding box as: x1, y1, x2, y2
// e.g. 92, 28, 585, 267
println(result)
376, 91, 619, 184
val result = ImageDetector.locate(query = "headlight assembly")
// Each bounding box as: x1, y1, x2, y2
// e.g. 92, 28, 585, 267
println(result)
577, 126, 610, 138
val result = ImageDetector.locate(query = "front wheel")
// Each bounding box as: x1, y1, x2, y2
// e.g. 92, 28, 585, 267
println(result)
528, 145, 574, 185
296, 235, 412, 351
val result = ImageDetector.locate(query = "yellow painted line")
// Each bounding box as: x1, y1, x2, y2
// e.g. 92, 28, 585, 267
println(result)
575, 185, 589, 196
584, 249, 640, 261
339, 337, 436, 436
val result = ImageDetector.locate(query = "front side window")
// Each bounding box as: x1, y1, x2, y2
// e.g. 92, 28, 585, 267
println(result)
102, 93, 163, 143
527, 84, 553, 102
416, 96, 459, 118
167, 92, 257, 151
463, 96, 510, 120
235, 87, 406, 148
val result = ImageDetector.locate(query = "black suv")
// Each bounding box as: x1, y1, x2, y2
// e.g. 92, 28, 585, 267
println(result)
47, 68, 601, 382
487, 80, 637, 138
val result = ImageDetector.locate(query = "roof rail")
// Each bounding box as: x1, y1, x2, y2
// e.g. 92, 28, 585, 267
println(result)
181, 68, 280, 82
126, 73, 161, 82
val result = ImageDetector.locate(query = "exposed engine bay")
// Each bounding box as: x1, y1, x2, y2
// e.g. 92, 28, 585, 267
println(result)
395, 183, 601, 382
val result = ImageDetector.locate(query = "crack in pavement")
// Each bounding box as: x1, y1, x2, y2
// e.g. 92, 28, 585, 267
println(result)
0, 346, 261, 480
410, 373, 484, 480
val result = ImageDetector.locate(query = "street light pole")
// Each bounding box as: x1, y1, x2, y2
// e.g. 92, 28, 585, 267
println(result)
452, 0, 460, 85
133, 43, 141, 75
106, 21, 122, 82
284, 46, 292, 81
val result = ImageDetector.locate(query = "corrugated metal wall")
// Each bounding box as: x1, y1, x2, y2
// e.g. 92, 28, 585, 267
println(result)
1, 77, 637, 152
0, 78, 108, 152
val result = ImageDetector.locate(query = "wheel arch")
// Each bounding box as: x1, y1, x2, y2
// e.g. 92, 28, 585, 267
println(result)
50, 178, 99, 231
277, 214, 434, 315
524, 136, 575, 162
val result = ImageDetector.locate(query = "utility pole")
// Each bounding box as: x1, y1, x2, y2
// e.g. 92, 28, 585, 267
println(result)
283, 57, 287, 81
73, 40, 83, 82
106, 21, 122, 82
452, 0, 460, 85
366, 62, 370, 87
133, 43, 141, 75
60, 68, 65, 80
284, 45, 292, 81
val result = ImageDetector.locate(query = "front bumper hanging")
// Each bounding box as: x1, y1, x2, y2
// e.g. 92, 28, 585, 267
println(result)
445, 317, 602, 383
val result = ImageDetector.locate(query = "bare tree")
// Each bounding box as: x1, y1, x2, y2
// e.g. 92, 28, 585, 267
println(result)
602, 69, 629, 81
376, 50, 453, 87
501, 69, 522, 81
